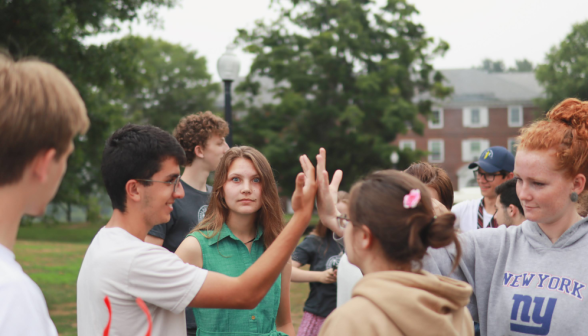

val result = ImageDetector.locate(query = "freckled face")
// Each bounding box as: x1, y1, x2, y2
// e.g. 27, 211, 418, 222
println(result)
223, 158, 263, 216
515, 149, 576, 225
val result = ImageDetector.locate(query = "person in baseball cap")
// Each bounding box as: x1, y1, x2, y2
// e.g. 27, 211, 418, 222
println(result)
468, 146, 515, 174
452, 146, 515, 232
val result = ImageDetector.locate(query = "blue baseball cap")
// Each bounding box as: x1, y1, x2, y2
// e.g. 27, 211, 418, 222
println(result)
468, 146, 514, 173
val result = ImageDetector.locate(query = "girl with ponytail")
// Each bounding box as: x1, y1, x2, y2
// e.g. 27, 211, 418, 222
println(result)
318, 170, 473, 336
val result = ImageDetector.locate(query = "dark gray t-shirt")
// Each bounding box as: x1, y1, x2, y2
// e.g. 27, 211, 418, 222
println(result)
147, 179, 211, 330
148, 180, 212, 252
291, 232, 344, 317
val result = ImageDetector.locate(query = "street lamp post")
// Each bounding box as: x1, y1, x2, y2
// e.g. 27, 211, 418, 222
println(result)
217, 44, 241, 148
390, 151, 399, 170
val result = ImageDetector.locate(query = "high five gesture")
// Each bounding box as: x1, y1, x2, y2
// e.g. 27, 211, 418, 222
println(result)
292, 154, 318, 216
316, 148, 344, 237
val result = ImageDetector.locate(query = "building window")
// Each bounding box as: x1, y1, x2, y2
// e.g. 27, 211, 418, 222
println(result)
463, 107, 489, 128
462, 139, 490, 162
428, 139, 444, 163
471, 108, 480, 124
508, 138, 519, 155
428, 108, 444, 129
508, 106, 523, 127
470, 141, 481, 156
399, 139, 416, 151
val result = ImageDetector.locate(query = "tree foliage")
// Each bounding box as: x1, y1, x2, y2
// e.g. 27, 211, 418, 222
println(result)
479, 59, 506, 73
535, 21, 588, 112
511, 59, 533, 72
104, 36, 220, 132
234, 0, 451, 194
1, 0, 218, 221
477, 58, 533, 73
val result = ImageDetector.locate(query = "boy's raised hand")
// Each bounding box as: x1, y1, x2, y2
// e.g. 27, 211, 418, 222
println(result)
291, 155, 317, 216
316, 148, 344, 236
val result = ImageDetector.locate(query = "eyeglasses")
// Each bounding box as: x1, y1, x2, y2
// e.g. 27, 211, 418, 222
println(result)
136, 175, 182, 194
473, 170, 504, 182
336, 215, 351, 229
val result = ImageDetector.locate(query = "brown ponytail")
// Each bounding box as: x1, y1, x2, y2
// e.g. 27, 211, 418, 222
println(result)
349, 170, 461, 271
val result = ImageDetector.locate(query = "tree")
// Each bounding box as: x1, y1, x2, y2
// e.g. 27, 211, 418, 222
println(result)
50, 36, 219, 220
234, 0, 452, 194
477, 58, 533, 74
106, 36, 220, 132
535, 21, 588, 112
510, 59, 533, 72
1, 0, 218, 221
478, 59, 505, 73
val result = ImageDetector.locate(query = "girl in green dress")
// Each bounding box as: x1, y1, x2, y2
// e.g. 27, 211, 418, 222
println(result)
176, 146, 294, 336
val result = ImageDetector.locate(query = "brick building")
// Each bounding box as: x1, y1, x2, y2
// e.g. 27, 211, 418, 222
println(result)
395, 69, 542, 190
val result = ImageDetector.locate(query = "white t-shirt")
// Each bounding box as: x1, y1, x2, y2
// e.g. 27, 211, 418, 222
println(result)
336, 253, 363, 307
451, 197, 495, 232
77, 227, 208, 336
0, 243, 58, 336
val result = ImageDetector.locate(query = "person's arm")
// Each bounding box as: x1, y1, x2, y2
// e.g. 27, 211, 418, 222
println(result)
185, 155, 317, 309
145, 235, 164, 246
175, 236, 204, 267
423, 228, 506, 323
276, 260, 295, 336
291, 261, 336, 284
315, 148, 344, 237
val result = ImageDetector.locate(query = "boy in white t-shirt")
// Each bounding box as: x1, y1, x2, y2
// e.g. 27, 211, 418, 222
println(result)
451, 146, 514, 232
77, 124, 317, 336
0, 56, 90, 335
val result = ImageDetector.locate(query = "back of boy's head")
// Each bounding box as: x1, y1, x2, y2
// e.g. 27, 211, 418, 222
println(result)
173, 112, 229, 165
495, 178, 524, 216
349, 170, 461, 269
0, 55, 89, 186
102, 124, 186, 212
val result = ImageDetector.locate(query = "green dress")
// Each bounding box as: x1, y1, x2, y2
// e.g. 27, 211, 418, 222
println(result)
188, 223, 287, 336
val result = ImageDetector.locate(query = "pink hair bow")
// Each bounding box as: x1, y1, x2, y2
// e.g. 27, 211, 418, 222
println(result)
403, 189, 421, 209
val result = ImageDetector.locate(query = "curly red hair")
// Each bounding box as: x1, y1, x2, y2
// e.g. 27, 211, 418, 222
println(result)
173, 111, 229, 165
519, 98, 588, 181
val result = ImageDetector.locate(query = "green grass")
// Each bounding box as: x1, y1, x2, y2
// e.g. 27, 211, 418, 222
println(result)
17, 222, 105, 243
15, 241, 87, 335
17, 214, 318, 243
15, 219, 312, 335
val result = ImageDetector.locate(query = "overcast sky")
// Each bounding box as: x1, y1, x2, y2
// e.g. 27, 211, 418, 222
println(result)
86, 0, 588, 81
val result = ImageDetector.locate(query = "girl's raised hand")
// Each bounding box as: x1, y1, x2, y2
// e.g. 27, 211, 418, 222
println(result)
291, 155, 317, 216
316, 148, 344, 236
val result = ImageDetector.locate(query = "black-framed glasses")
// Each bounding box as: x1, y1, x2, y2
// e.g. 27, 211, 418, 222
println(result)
336, 215, 351, 229
473, 170, 503, 182
136, 175, 182, 194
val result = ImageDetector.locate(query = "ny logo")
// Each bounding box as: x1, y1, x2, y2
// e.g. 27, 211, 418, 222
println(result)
510, 294, 557, 335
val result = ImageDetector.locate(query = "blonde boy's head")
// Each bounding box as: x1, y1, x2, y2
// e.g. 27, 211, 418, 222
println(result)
0, 55, 89, 186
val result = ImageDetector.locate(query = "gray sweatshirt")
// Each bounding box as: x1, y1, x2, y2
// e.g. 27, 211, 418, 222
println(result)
423, 218, 588, 336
